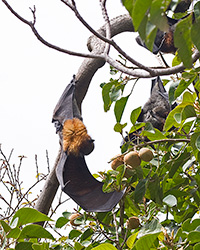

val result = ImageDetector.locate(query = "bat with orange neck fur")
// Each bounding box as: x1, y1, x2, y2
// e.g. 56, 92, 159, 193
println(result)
52, 76, 125, 212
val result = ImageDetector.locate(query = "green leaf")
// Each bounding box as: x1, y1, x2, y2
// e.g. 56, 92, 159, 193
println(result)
134, 179, 147, 203
182, 91, 196, 103
132, 0, 152, 31
138, 15, 148, 41
114, 122, 127, 133
168, 149, 190, 178
168, 80, 180, 104
164, 104, 187, 131
32, 242, 49, 250
92, 243, 118, 250
182, 105, 196, 120
7, 227, 21, 239
143, 128, 167, 141
130, 107, 142, 125
18, 224, 55, 240
174, 79, 195, 99
102, 82, 113, 112
0, 220, 11, 233
69, 229, 82, 240
194, 243, 200, 250
15, 242, 33, 250
194, 1, 200, 19
163, 194, 177, 207
126, 232, 139, 249
182, 218, 200, 232
80, 228, 94, 242
55, 216, 69, 228
114, 96, 129, 122
139, 219, 162, 236
62, 212, 72, 220
11, 208, 52, 227
147, 174, 163, 205
145, 22, 157, 52
135, 232, 161, 250
191, 17, 200, 53
74, 242, 85, 250
191, 132, 200, 162
129, 122, 145, 134
174, 15, 193, 68
172, 54, 182, 67
121, 0, 134, 16
150, 0, 169, 31
188, 231, 200, 244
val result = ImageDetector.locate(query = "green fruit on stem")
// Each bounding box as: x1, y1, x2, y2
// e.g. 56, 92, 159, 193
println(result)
111, 154, 124, 170
138, 148, 153, 162
126, 216, 140, 229
124, 151, 141, 169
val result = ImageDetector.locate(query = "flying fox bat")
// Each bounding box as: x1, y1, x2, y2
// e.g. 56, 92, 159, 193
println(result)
136, 0, 193, 56
138, 76, 171, 130
122, 76, 171, 145
136, 16, 178, 54
53, 76, 125, 212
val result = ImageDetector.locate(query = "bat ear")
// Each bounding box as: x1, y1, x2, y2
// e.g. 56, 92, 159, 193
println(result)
151, 77, 169, 103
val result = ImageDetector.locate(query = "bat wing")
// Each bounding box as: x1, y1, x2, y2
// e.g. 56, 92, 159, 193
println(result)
57, 152, 125, 212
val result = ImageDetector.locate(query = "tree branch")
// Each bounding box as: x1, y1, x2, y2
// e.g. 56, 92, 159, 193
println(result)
1, 0, 104, 59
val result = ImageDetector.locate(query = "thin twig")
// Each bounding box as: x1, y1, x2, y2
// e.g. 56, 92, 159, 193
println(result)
112, 209, 120, 249
45, 150, 50, 174
99, 0, 111, 55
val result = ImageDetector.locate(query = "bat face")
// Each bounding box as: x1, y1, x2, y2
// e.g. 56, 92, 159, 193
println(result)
53, 76, 125, 212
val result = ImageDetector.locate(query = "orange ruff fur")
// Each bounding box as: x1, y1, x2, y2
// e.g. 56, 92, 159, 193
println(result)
62, 118, 93, 155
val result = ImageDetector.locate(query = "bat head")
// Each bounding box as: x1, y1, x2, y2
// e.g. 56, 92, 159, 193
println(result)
62, 118, 94, 156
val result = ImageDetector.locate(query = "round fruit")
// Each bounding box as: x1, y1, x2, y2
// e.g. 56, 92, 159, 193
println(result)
111, 154, 124, 170
69, 213, 81, 226
138, 148, 153, 162
124, 151, 141, 169
126, 216, 140, 229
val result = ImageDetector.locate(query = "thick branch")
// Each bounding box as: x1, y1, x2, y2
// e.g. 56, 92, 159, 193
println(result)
75, 14, 135, 108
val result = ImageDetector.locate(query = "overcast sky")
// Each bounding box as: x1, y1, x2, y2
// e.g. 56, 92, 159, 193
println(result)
0, 0, 169, 214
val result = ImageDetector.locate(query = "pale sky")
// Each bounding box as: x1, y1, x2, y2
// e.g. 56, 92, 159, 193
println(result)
0, 0, 167, 215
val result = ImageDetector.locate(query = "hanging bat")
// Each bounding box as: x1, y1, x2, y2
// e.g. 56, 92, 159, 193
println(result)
53, 76, 125, 212
136, 0, 192, 55
138, 76, 171, 130
136, 16, 178, 54
122, 76, 172, 145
